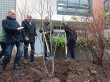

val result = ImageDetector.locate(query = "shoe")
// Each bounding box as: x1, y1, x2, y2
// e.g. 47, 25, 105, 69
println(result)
24, 60, 28, 64
13, 65, 20, 70
0, 66, 5, 73
45, 56, 52, 60
30, 60, 34, 62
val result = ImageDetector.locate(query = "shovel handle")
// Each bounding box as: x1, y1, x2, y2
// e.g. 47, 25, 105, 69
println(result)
65, 33, 68, 56
42, 31, 50, 54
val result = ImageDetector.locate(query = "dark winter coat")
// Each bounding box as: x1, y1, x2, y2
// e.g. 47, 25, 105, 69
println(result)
21, 19, 37, 43
2, 16, 24, 44
64, 26, 77, 45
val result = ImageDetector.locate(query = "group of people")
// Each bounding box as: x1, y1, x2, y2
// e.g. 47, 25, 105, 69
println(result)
0, 9, 77, 72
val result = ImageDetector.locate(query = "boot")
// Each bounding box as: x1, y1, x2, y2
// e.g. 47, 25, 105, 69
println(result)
24, 60, 28, 64
0, 66, 5, 73
13, 65, 20, 70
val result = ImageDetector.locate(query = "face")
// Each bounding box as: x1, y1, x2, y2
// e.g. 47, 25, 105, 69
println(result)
62, 22, 68, 27
8, 10, 16, 18
27, 15, 32, 22
45, 17, 49, 23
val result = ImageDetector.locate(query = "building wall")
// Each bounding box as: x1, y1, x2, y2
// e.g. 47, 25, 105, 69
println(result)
92, 0, 104, 19
109, 0, 110, 9
0, 0, 16, 32
16, 0, 57, 24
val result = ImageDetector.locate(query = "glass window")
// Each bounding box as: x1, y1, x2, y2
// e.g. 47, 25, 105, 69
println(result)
58, 7, 65, 11
68, 0, 80, 7
80, 0, 89, 8
76, 9, 88, 14
66, 8, 75, 12
57, 0, 92, 15
58, 0, 67, 6
104, 0, 109, 12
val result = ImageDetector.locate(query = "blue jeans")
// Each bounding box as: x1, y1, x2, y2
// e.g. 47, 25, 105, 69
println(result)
24, 42, 35, 61
1, 43, 22, 67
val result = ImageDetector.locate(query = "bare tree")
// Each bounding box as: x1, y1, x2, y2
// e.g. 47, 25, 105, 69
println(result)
72, 9, 110, 67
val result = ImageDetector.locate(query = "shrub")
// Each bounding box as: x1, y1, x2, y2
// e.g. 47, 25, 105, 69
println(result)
52, 35, 66, 48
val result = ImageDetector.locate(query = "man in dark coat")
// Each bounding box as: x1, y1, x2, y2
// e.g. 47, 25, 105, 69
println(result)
39, 16, 54, 60
62, 21, 77, 59
0, 10, 24, 72
22, 15, 37, 63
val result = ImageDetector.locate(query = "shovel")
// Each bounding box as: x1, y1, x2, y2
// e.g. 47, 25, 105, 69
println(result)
42, 31, 51, 60
65, 33, 70, 61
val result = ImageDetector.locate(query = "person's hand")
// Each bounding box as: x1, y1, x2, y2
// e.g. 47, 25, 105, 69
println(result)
25, 36, 29, 41
66, 43, 68, 46
17, 27, 24, 30
44, 32, 47, 35
41, 28, 44, 32
35, 36, 37, 39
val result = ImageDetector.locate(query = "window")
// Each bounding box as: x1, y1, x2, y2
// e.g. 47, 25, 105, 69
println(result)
104, 0, 109, 12
58, 0, 67, 6
80, 0, 89, 8
68, 0, 80, 7
66, 8, 75, 12
57, 0, 92, 15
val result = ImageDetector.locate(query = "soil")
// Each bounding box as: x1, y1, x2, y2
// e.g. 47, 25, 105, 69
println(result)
0, 56, 110, 82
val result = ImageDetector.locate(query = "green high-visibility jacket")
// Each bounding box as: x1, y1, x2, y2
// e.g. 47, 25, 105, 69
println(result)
0, 28, 6, 43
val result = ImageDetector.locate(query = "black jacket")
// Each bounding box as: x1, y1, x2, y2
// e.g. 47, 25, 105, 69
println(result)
2, 16, 24, 44
22, 19, 37, 43
64, 26, 77, 45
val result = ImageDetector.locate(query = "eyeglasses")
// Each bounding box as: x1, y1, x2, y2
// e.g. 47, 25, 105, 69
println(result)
45, 19, 49, 20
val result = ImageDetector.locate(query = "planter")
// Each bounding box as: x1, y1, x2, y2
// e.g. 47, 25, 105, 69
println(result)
54, 46, 92, 60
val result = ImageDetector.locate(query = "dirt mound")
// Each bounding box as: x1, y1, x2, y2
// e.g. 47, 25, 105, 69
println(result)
0, 57, 110, 82
40, 77, 60, 82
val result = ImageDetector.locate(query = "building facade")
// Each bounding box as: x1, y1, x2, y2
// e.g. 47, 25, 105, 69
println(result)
0, 0, 16, 32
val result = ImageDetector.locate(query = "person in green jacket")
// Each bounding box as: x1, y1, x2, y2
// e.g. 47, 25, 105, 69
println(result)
0, 28, 6, 58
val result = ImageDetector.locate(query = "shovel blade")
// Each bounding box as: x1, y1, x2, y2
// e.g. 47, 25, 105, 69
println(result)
45, 57, 52, 60
45, 52, 52, 60
64, 57, 70, 61
65, 54, 70, 61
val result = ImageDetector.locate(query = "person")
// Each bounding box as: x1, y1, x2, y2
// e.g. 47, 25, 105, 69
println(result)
0, 28, 6, 59
39, 16, 54, 60
22, 15, 37, 63
0, 10, 24, 72
62, 21, 77, 59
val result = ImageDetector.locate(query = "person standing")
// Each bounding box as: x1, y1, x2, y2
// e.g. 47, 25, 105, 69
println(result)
0, 10, 24, 72
62, 21, 77, 59
0, 28, 6, 59
22, 15, 37, 63
39, 16, 54, 60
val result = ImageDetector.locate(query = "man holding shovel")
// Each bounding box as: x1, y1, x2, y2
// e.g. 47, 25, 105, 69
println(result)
39, 16, 54, 60
62, 20, 77, 59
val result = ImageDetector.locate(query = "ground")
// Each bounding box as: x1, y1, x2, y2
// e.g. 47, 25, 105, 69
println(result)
0, 56, 110, 82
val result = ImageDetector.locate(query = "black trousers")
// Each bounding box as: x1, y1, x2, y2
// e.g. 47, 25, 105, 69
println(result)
68, 41, 75, 59
0, 42, 6, 58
